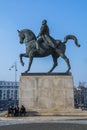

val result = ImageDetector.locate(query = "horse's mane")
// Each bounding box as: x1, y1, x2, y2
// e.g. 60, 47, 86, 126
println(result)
21, 29, 37, 40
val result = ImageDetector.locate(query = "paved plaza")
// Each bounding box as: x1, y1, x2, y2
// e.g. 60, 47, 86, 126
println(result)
0, 116, 87, 130
1, 123, 87, 130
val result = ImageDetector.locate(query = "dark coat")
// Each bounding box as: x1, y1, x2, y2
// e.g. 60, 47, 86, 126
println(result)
39, 24, 49, 36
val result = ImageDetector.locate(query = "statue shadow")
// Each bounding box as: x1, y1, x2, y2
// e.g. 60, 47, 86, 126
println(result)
27, 111, 40, 116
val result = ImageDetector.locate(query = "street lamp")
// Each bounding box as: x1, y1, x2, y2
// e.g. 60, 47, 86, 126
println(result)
9, 62, 17, 82
9, 62, 18, 106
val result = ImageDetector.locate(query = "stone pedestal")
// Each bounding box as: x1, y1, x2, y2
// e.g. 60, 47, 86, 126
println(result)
19, 73, 75, 115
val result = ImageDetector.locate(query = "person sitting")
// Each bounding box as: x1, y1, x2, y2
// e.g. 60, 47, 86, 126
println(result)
20, 105, 26, 116
8, 105, 14, 117
14, 105, 19, 116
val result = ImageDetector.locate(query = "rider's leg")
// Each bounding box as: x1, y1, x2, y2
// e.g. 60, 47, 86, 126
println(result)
45, 35, 57, 48
35, 41, 39, 50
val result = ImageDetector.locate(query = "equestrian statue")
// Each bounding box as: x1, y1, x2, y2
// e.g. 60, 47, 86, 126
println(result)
17, 19, 80, 74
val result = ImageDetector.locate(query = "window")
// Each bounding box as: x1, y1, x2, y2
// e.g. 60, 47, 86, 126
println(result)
0, 90, 2, 99
0, 82, 2, 85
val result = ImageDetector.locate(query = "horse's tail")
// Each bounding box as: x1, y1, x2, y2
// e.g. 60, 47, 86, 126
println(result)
63, 35, 80, 47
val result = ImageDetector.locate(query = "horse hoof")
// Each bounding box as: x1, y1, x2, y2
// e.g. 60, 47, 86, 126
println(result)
21, 62, 24, 66
78, 44, 81, 47
66, 71, 72, 75
24, 71, 28, 73
47, 71, 51, 73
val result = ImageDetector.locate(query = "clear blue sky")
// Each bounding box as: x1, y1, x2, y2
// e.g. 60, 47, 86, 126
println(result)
0, 0, 87, 86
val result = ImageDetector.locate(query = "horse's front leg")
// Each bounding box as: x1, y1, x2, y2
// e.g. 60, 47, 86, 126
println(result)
24, 51, 34, 73
20, 53, 27, 66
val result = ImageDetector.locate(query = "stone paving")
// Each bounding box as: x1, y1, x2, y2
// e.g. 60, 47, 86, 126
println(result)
0, 116, 87, 126
1, 111, 87, 126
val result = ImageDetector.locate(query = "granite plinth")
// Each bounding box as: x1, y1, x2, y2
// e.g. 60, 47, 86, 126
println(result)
19, 73, 75, 115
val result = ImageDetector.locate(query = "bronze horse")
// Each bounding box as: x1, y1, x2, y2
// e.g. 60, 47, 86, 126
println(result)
17, 29, 80, 73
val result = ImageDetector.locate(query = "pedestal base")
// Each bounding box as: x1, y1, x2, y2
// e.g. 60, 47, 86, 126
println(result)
19, 73, 75, 115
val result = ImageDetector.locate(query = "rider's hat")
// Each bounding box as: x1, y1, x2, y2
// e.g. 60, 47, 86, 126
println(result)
42, 19, 47, 25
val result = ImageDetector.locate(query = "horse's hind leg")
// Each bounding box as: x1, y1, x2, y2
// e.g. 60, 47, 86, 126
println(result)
56, 50, 71, 73
61, 53, 71, 73
48, 55, 58, 73
64, 56, 71, 73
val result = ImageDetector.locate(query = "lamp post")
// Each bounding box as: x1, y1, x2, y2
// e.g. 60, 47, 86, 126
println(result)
9, 62, 18, 106
9, 61, 17, 82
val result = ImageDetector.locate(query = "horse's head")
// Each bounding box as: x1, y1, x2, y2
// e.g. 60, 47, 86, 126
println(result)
17, 29, 37, 44
17, 30, 25, 44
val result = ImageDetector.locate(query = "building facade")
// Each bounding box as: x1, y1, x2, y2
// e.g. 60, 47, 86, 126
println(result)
74, 82, 87, 109
0, 81, 19, 109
